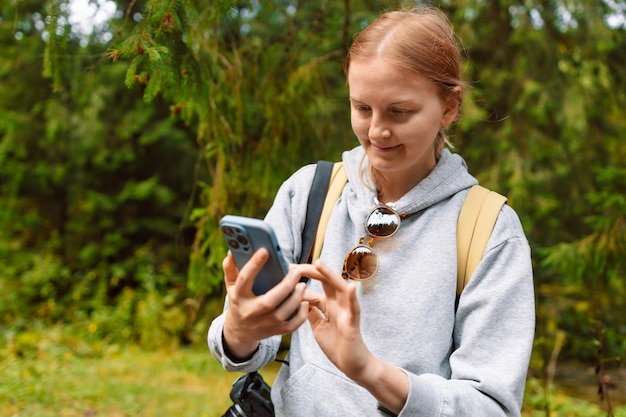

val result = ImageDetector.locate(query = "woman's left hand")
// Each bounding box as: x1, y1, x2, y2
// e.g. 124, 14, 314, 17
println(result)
297, 261, 373, 381
297, 260, 409, 414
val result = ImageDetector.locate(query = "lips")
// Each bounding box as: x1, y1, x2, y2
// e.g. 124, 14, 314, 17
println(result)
371, 143, 402, 152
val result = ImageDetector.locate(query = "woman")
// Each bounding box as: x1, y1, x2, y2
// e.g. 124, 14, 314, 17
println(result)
209, 6, 535, 416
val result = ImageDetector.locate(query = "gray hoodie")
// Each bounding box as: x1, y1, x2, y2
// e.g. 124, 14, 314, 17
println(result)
209, 146, 535, 416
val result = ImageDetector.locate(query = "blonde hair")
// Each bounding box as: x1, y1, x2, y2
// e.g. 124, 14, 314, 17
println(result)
345, 6, 465, 192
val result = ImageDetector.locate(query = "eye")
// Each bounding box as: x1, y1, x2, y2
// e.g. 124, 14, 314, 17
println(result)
390, 108, 410, 118
349, 99, 371, 112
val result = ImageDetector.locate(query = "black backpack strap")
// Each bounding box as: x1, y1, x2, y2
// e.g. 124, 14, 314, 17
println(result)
278, 160, 335, 360
299, 160, 334, 264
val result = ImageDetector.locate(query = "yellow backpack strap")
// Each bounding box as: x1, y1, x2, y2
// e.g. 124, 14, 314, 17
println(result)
456, 185, 508, 295
311, 162, 347, 262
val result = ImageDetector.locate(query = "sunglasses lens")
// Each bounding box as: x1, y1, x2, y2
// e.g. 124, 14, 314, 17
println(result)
343, 245, 378, 281
365, 206, 401, 237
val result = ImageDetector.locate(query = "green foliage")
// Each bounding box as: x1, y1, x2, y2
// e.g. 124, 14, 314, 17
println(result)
1, 0, 626, 411
524, 377, 626, 417
0, 0, 199, 346
540, 165, 626, 360
107, 0, 359, 294
442, 1, 626, 410
441, 0, 626, 356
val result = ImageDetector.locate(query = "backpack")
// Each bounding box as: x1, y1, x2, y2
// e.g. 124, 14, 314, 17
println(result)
301, 161, 507, 294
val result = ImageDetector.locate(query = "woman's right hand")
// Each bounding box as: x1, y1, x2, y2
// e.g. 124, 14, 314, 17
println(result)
222, 248, 310, 361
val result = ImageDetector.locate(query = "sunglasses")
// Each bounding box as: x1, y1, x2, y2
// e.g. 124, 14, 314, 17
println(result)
342, 203, 404, 281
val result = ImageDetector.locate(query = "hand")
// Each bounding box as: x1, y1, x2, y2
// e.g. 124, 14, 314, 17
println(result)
301, 261, 373, 381
222, 249, 310, 360
303, 261, 409, 413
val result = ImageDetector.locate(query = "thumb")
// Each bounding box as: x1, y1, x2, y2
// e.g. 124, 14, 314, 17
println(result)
307, 302, 328, 329
224, 248, 271, 294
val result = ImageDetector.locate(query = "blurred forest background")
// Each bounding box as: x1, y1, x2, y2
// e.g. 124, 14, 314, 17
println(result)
1, 0, 625, 415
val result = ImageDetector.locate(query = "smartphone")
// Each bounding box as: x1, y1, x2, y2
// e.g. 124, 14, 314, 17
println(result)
219, 215, 290, 296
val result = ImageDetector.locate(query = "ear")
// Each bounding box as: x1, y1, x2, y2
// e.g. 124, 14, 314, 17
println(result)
441, 86, 463, 128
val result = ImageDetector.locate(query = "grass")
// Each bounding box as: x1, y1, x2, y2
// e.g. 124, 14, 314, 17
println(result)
1, 327, 624, 417
0, 326, 281, 417
2, 348, 283, 417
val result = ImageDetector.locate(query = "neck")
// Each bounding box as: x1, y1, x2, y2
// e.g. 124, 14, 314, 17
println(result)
367, 149, 439, 202
376, 165, 434, 202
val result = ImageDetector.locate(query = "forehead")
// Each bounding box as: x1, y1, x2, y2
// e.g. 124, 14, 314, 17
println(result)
348, 58, 439, 101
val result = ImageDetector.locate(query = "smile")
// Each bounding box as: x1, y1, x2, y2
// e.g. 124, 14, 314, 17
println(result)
371, 143, 402, 152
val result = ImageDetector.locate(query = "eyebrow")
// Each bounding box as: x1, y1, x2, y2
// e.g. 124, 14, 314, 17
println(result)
349, 97, 419, 106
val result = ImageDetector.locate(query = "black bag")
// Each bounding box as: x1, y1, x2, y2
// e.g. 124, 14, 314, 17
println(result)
222, 371, 274, 417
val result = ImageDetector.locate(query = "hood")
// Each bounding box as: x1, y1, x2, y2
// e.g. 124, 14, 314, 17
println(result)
341, 146, 477, 216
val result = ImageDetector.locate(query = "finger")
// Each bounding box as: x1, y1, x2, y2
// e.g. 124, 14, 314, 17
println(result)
275, 282, 307, 321
309, 260, 349, 299
313, 260, 349, 289
303, 289, 326, 314
256, 264, 306, 315
283, 300, 310, 332
346, 281, 361, 324
289, 263, 320, 281
289, 261, 327, 285
290, 262, 335, 292
234, 247, 270, 293
222, 251, 240, 288
307, 301, 328, 329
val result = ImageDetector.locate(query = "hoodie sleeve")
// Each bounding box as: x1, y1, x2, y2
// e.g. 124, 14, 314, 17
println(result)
207, 164, 317, 372
208, 301, 282, 372
398, 205, 535, 417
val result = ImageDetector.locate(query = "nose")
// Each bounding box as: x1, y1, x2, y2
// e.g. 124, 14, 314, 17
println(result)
368, 113, 390, 140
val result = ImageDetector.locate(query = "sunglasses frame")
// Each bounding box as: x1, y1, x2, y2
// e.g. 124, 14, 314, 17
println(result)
342, 204, 402, 281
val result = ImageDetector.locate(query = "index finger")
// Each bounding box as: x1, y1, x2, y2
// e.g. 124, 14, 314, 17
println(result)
299, 260, 350, 298
223, 251, 240, 288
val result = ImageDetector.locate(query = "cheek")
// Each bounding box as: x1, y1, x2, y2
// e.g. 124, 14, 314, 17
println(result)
351, 113, 368, 137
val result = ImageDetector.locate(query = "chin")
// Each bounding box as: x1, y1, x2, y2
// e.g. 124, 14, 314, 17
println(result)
368, 157, 401, 173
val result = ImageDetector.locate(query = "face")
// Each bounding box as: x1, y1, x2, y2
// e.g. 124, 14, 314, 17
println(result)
348, 58, 459, 192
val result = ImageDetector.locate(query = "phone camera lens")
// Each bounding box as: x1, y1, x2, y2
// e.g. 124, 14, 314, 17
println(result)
237, 235, 249, 246
227, 239, 240, 250
222, 226, 235, 237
